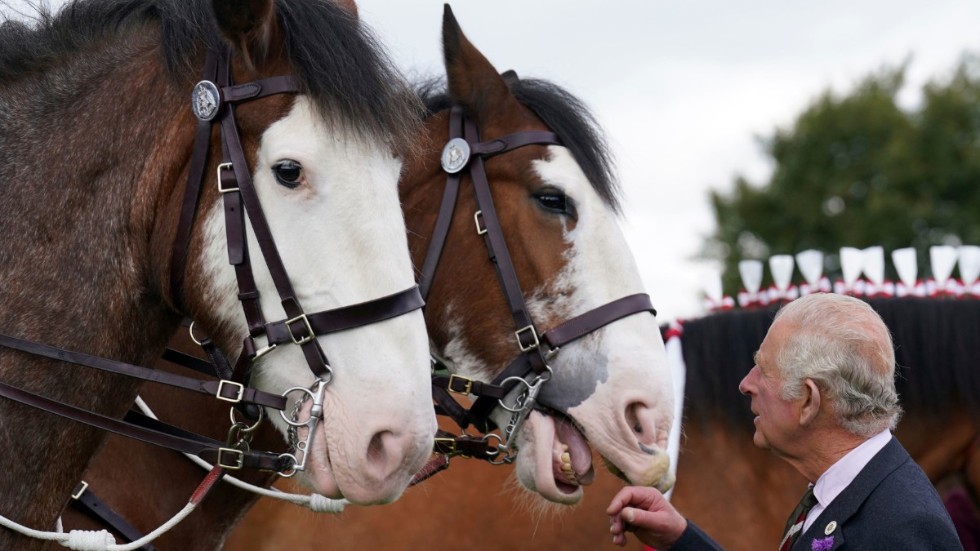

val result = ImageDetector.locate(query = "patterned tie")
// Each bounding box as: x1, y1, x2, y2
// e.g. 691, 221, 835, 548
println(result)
779, 486, 818, 551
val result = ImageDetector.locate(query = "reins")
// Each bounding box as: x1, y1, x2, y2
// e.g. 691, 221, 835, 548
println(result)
421, 103, 657, 468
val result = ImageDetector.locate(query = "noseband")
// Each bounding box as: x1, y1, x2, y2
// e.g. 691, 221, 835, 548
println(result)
420, 104, 656, 466
0, 46, 424, 477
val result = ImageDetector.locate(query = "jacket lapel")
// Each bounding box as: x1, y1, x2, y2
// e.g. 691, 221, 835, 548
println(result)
792, 436, 907, 550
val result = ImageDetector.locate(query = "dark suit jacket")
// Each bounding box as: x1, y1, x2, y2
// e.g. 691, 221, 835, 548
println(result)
672, 436, 962, 550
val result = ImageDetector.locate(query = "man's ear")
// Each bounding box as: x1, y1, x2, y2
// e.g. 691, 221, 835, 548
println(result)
799, 379, 822, 426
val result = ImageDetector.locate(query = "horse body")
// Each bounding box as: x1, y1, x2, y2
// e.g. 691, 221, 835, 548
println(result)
0, 0, 434, 545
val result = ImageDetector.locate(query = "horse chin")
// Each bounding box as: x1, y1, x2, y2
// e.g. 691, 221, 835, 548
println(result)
514, 410, 595, 505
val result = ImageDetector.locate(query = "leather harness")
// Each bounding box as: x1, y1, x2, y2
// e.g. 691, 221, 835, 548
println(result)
0, 46, 424, 475
423, 105, 657, 466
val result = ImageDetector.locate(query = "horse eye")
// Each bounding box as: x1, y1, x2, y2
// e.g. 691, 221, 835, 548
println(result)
534, 189, 576, 218
272, 160, 302, 189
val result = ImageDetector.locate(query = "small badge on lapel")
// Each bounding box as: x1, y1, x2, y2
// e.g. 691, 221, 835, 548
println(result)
824, 521, 837, 535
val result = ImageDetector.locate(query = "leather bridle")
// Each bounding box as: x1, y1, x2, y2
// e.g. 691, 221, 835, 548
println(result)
0, 46, 424, 477
421, 104, 657, 467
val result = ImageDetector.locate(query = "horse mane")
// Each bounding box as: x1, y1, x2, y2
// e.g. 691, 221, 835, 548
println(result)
416, 77, 621, 212
680, 297, 980, 434
0, 0, 421, 150
680, 306, 774, 433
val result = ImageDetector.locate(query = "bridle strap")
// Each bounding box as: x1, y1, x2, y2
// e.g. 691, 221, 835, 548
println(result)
463, 112, 560, 376
418, 108, 464, 300
541, 293, 656, 350
264, 286, 424, 346
0, 380, 284, 471
464, 294, 656, 430
69, 486, 156, 551
170, 52, 219, 310
0, 332, 286, 409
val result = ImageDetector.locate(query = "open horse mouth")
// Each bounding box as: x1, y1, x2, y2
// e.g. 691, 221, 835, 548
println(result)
549, 410, 596, 493
518, 400, 674, 504
523, 409, 596, 502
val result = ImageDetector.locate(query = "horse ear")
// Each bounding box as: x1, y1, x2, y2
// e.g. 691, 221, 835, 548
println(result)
212, 0, 275, 68
442, 4, 521, 124
333, 0, 359, 17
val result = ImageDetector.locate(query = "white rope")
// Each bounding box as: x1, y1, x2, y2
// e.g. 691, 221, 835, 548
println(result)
64, 530, 115, 551
133, 396, 348, 514
1, 503, 196, 551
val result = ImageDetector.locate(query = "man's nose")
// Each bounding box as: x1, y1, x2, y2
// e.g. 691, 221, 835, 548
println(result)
738, 365, 758, 395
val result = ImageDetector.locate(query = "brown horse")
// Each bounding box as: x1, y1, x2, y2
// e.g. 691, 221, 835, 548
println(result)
61, 4, 675, 549
0, 0, 437, 548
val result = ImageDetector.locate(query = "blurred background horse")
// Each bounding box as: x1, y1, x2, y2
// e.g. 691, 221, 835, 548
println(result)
225, 295, 979, 550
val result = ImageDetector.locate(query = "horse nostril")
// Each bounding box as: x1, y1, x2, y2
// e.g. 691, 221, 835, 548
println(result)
367, 430, 393, 465
625, 401, 643, 434
625, 400, 663, 451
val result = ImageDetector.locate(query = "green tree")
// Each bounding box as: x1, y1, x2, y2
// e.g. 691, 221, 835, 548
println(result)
706, 54, 980, 295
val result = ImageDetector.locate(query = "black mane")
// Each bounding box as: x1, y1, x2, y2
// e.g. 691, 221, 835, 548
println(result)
680, 297, 980, 434
0, 0, 420, 148
417, 77, 621, 212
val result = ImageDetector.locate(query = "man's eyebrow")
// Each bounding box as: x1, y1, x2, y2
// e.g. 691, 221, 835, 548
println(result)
753, 351, 761, 364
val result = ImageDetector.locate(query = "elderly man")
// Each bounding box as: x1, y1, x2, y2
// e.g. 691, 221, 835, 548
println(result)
607, 293, 961, 550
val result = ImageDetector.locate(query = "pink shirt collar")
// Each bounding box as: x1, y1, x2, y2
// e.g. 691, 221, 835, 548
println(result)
803, 429, 892, 532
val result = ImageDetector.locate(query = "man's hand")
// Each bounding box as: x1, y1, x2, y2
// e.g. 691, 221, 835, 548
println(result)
606, 486, 688, 548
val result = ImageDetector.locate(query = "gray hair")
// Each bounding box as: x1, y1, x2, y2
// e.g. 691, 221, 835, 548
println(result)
773, 294, 902, 437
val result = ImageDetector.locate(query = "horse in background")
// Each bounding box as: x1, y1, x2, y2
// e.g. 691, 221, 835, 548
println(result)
226, 296, 980, 550
64, 4, 676, 549
0, 0, 435, 547
671, 296, 980, 550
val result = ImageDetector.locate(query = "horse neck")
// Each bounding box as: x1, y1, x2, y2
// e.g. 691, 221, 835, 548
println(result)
0, 29, 191, 536
0, 29, 187, 350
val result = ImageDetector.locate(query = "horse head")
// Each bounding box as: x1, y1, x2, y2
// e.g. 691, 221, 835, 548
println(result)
400, 6, 674, 505
0, 1, 434, 532
174, 0, 436, 505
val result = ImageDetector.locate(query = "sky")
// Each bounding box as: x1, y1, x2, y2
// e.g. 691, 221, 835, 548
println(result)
351, 1, 980, 323
5, 0, 979, 322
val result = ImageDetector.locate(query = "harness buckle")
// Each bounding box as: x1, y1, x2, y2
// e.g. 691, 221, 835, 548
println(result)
474, 210, 487, 235
285, 313, 315, 345
515, 325, 540, 352
447, 374, 474, 395
434, 437, 458, 456
217, 447, 245, 470
217, 163, 239, 194
216, 380, 245, 403
71, 480, 89, 500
